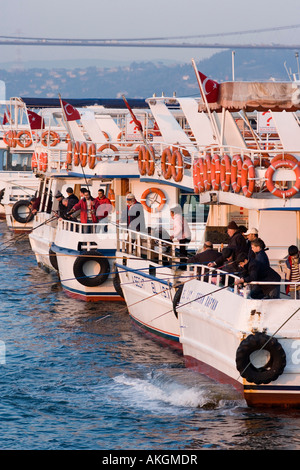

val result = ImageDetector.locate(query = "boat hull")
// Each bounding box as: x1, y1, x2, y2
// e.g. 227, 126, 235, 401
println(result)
179, 279, 300, 408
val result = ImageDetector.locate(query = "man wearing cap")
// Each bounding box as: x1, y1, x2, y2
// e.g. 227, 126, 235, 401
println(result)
209, 220, 247, 268
245, 227, 259, 260
54, 190, 68, 219
126, 193, 146, 233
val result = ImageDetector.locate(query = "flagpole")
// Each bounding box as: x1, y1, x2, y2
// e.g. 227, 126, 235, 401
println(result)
121, 94, 156, 164
191, 58, 221, 146
58, 93, 75, 144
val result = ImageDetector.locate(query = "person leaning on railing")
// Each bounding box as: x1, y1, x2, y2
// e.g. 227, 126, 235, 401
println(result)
284, 245, 300, 299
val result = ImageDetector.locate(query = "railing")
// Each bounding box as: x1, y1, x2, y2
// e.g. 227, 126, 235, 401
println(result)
116, 224, 181, 265
58, 217, 117, 235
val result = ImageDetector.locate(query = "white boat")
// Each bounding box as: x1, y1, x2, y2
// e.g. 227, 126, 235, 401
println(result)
174, 79, 300, 407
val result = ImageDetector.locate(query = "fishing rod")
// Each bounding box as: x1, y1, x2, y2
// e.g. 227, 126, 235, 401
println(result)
0, 213, 57, 253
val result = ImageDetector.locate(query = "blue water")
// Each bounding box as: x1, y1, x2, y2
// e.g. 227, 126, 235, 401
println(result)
1, 220, 300, 451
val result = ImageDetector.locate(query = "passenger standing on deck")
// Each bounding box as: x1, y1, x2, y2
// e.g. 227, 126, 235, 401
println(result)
126, 193, 146, 233
285, 245, 300, 299
65, 187, 79, 212
68, 189, 98, 232
170, 204, 191, 269
209, 220, 247, 269
95, 189, 112, 232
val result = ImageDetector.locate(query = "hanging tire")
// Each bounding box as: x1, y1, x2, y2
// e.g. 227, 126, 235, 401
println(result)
49, 247, 58, 271
11, 200, 34, 223
235, 332, 286, 385
113, 272, 124, 298
73, 250, 110, 287
173, 284, 183, 318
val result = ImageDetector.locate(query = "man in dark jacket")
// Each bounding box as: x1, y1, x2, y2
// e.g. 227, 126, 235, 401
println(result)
236, 241, 281, 299
188, 241, 220, 265
66, 187, 79, 212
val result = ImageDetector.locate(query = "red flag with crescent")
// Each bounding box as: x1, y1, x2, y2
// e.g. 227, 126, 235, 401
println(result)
122, 95, 143, 133
2, 112, 8, 125
198, 71, 219, 103
27, 110, 45, 129
62, 100, 81, 121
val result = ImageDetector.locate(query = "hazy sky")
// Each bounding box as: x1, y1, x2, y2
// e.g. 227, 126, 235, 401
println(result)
1, 0, 299, 67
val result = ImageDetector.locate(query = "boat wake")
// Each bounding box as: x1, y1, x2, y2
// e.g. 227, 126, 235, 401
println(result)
113, 369, 244, 412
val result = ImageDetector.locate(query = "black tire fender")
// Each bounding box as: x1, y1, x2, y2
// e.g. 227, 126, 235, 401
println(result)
113, 272, 124, 298
11, 199, 34, 223
173, 284, 183, 318
236, 332, 286, 385
73, 250, 110, 287
49, 246, 58, 271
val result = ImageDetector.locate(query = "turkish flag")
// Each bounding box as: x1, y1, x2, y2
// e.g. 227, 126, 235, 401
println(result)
198, 71, 219, 103
62, 100, 81, 121
2, 112, 8, 125
122, 95, 143, 132
27, 110, 45, 129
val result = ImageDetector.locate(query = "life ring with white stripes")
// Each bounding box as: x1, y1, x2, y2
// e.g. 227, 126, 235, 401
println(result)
231, 154, 243, 193
3, 130, 17, 147
17, 130, 32, 148
117, 130, 133, 147
241, 157, 255, 197
41, 131, 60, 147
108, 188, 115, 208
73, 141, 80, 166
80, 142, 87, 167
140, 187, 166, 213
265, 155, 300, 198
171, 149, 184, 182
211, 154, 221, 190
161, 148, 173, 180
88, 143, 96, 169
66, 141, 73, 165
220, 155, 231, 192
98, 143, 119, 161
138, 145, 155, 176
193, 157, 204, 193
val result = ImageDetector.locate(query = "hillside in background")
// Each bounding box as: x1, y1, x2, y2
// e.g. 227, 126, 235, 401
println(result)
0, 49, 298, 100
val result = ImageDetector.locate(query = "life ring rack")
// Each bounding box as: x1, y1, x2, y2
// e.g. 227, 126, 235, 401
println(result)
140, 187, 167, 213
236, 332, 286, 385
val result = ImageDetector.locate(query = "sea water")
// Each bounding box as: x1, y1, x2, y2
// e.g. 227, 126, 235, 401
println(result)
1, 220, 300, 451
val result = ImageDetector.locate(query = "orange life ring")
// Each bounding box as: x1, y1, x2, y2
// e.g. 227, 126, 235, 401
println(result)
161, 148, 173, 180
265, 155, 300, 198
98, 143, 119, 161
138, 145, 155, 176
171, 150, 184, 183
231, 154, 243, 193
31, 152, 38, 170
108, 188, 115, 208
66, 141, 73, 165
17, 130, 32, 148
193, 157, 205, 193
117, 130, 133, 147
203, 153, 211, 190
220, 154, 231, 192
211, 154, 220, 190
241, 157, 256, 197
88, 143, 96, 169
73, 141, 80, 166
3, 130, 17, 147
140, 187, 167, 213
80, 142, 87, 167
41, 131, 60, 147
39, 152, 48, 172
